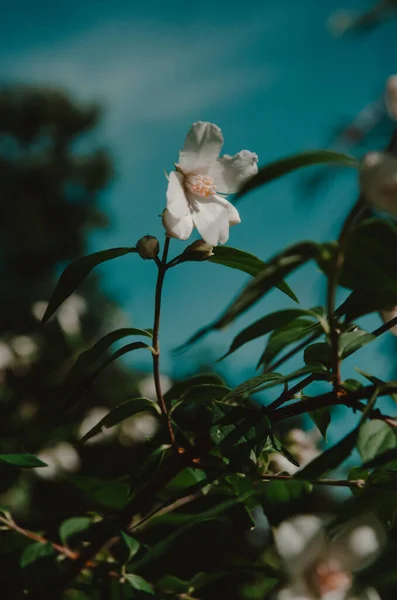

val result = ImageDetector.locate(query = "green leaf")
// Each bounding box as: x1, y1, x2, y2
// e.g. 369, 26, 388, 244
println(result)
124, 574, 155, 595
20, 542, 54, 567
0, 454, 47, 468
42, 247, 136, 323
296, 429, 358, 479
121, 531, 140, 562
182, 241, 323, 348
80, 397, 160, 443
339, 329, 375, 358
209, 246, 298, 302
341, 219, 397, 295
220, 308, 317, 360
358, 420, 397, 464
157, 576, 190, 594
336, 289, 397, 321
164, 373, 225, 404
59, 517, 91, 546
67, 328, 153, 382
67, 342, 152, 407
304, 342, 332, 368
181, 384, 231, 403
309, 408, 331, 441
235, 150, 358, 199
259, 319, 321, 368
67, 475, 129, 510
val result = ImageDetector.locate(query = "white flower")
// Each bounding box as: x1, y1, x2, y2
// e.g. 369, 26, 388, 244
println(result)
274, 513, 386, 600
138, 374, 172, 401
0, 341, 15, 370
34, 443, 80, 480
380, 306, 397, 336
385, 75, 397, 121
360, 152, 397, 215
78, 406, 115, 445
163, 121, 258, 246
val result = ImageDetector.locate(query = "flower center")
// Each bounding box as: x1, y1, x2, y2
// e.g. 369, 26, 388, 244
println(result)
312, 561, 352, 595
185, 172, 217, 198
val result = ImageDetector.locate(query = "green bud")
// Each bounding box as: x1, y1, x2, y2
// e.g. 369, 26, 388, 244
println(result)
136, 235, 160, 259
182, 239, 214, 261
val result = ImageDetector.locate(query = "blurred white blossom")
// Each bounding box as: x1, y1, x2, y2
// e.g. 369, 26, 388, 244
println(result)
385, 74, 397, 121
269, 429, 320, 475
138, 374, 172, 401
0, 341, 15, 371
10, 336, 39, 365
32, 294, 87, 335
360, 151, 397, 215
78, 406, 114, 445
275, 513, 385, 600
120, 413, 159, 445
380, 306, 397, 336
163, 121, 257, 245
34, 443, 80, 480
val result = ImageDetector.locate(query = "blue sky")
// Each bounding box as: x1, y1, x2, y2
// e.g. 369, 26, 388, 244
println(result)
2, 0, 397, 408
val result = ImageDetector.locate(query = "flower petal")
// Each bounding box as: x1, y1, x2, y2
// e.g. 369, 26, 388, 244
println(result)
276, 580, 315, 600
179, 122, 223, 172
210, 149, 258, 193
166, 171, 190, 219
344, 588, 382, 600
189, 195, 232, 246
274, 515, 326, 576
360, 152, 397, 216
162, 208, 193, 241
328, 513, 386, 572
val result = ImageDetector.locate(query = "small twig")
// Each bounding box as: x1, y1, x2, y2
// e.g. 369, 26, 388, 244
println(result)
258, 473, 365, 489
0, 515, 77, 560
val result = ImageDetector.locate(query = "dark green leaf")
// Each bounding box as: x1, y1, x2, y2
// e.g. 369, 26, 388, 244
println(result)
339, 329, 375, 358
336, 289, 397, 321
235, 150, 358, 199
220, 308, 317, 361
59, 517, 91, 545
121, 531, 141, 562
80, 397, 159, 443
209, 246, 298, 302
157, 576, 190, 593
181, 384, 231, 402
67, 328, 153, 381
309, 408, 331, 441
296, 429, 358, 479
164, 373, 225, 404
124, 574, 154, 595
341, 219, 397, 295
67, 475, 129, 510
0, 454, 47, 468
20, 542, 54, 567
42, 247, 136, 323
259, 319, 321, 368
304, 342, 332, 368
181, 241, 323, 348
358, 420, 397, 464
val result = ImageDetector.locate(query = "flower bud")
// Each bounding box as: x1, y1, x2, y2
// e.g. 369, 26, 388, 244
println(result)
360, 152, 397, 215
136, 235, 160, 259
386, 75, 397, 121
182, 239, 214, 261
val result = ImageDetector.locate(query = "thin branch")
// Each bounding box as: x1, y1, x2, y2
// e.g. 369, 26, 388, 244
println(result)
152, 235, 175, 445
268, 374, 315, 410
258, 473, 366, 489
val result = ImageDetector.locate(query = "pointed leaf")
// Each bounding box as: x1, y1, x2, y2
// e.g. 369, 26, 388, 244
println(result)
124, 574, 155, 595
358, 420, 397, 464
121, 531, 141, 562
182, 241, 322, 348
42, 247, 136, 323
67, 327, 153, 381
235, 150, 358, 199
296, 429, 358, 479
20, 542, 55, 567
164, 373, 225, 404
209, 246, 298, 302
0, 454, 47, 468
220, 308, 317, 361
80, 397, 160, 443
260, 319, 321, 368
309, 408, 331, 441
59, 517, 91, 545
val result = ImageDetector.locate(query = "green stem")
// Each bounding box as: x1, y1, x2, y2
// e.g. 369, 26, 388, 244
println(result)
152, 236, 175, 444
258, 473, 365, 488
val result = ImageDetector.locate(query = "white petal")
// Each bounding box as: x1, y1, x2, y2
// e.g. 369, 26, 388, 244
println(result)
166, 171, 190, 219
179, 122, 223, 172
274, 515, 326, 576
162, 208, 194, 241
328, 513, 386, 572
380, 306, 397, 336
210, 149, 258, 193
276, 580, 315, 600
360, 152, 397, 215
189, 195, 231, 246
